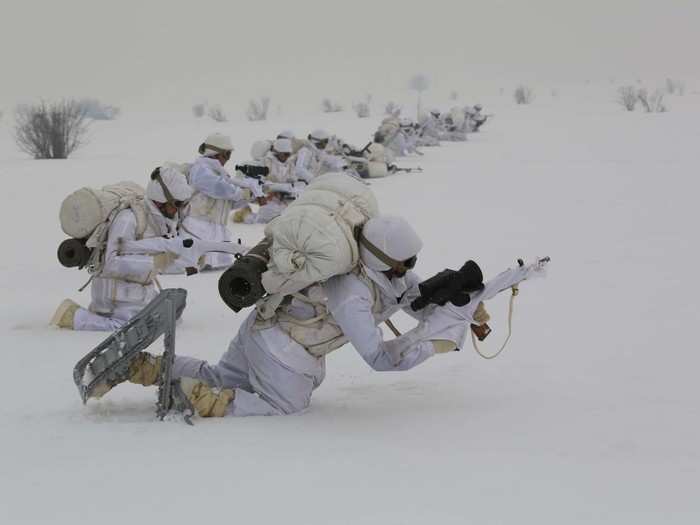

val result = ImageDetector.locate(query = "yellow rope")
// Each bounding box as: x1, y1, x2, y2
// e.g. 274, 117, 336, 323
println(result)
471, 286, 518, 360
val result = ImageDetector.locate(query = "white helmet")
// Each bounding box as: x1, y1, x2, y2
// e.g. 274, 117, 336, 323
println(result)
474, 104, 483, 111
309, 129, 330, 143
359, 215, 423, 272
250, 140, 272, 161
277, 129, 295, 139
399, 117, 413, 127
430, 108, 441, 116
273, 138, 293, 154
198, 133, 234, 156
146, 166, 193, 204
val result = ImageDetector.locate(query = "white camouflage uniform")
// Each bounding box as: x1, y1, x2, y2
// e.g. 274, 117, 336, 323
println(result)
181, 156, 254, 269
74, 201, 177, 331
169, 262, 537, 416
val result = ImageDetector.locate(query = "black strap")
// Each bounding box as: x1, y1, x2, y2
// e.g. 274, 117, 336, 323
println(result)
150, 167, 176, 206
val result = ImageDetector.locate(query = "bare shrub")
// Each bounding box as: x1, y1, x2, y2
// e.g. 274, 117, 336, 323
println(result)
192, 103, 206, 118
384, 101, 401, 117
77, 98, 120, 120
637, 88, 667, 113
208, 104, 228, 122
321, 98, 344, 113
246, 97, 270, 121
15, 100, 88, 159
617, 85, 638, 111
665, 78, 685, 96
353, 101, 370, 118
514, 85, 535, 105
353, 94, 371, 118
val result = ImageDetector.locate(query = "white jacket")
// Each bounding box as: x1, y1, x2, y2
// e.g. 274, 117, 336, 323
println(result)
89, 201, 177, 317
295, 144, 347, 182
259, 266, 435, 372
263, 153, 296, 184
185, 156, 248, 225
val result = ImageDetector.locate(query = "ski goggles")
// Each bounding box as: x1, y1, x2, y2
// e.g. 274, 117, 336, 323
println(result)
403, 255, 418, 270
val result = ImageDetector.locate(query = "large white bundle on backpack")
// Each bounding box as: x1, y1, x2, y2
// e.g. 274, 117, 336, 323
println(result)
261, 172, 379, 297
59, 182, 145, 239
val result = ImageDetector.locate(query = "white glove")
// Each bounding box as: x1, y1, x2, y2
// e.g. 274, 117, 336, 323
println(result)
524, 256, 551, 279
233, 177, 264, 199
153, 252, 178, 272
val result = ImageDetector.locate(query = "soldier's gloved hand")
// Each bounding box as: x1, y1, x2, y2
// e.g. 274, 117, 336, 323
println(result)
524, 256, 551, 279
153, 252, 179, 273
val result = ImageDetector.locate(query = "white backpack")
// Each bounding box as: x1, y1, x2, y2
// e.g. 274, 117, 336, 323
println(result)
59, 182, 148, 274
60, 182, 146, 239
257, 172, 379, 317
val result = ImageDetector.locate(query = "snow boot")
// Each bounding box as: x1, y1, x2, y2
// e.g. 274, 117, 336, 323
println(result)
179, 377, 234, 417
232, 206, 252, 223
128, 352, 163, 386
51, 299, 81, 329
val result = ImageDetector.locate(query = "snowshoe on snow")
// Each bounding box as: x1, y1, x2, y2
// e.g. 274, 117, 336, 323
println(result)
73, 288, 193, 423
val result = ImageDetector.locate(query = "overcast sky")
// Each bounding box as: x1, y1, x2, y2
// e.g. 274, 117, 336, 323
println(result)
1, 0, 698, 109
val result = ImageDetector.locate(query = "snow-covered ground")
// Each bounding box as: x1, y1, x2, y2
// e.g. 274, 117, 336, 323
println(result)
1, 91, 699, 524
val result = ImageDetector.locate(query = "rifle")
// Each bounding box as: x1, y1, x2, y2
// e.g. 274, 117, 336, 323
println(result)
235, 164, 269, 179
389, 165, 423, 174
118, 237, 247, 272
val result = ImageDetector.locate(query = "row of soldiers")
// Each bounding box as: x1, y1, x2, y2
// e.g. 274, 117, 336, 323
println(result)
231, 103, 490, 224
47, 108, 556, 424
52, 105, 488, 332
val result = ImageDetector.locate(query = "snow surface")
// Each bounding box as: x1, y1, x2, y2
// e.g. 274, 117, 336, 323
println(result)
1, 91, 699, 524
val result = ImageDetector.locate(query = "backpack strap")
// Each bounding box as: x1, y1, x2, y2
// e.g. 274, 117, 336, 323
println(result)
128, 199, 149, 240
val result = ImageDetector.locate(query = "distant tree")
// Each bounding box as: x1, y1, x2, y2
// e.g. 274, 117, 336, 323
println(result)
353, 102, 370, 118
208, 104, 228, 122
665, 78, 685, 96
14, 100, 88, 159
192, 103, 206, 118
409, 73, 430, 117
617, 86, 637, 111
449, 90, 459, 101
321, 98, 344, 113
353, 94, 372, 118
637, 88, 667, 113
246, 97, 270, 121
514, 85, 535, 105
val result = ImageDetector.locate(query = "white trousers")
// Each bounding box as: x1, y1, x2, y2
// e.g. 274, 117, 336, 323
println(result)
74, 307, 129, 331
172, 315, 325, 416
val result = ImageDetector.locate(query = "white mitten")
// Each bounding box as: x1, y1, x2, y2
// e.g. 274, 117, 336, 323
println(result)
524, 256, 550, 279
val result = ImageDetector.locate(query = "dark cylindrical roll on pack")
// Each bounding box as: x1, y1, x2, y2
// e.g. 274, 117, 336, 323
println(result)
218, 238, 272, 312
58, 238, 92, 268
